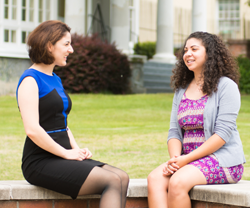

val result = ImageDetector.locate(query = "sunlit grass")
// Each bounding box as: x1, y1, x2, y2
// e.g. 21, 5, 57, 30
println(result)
0, 93, 249, 180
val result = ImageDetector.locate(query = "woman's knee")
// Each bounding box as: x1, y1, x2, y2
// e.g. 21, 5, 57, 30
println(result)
120, 171, 129, 186
147, 168, 166, 191
110, 171, 122, 184
117, 169, 129, 181
147, 170, 156, 186
103, 165, 129, 185
168, 175, 187, 197
147, 165, 163, 184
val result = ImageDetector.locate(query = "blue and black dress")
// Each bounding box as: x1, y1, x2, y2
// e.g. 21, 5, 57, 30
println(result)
16, 68, 105, 199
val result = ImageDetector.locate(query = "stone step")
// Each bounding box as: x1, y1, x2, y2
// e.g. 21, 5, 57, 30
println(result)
145, 86, 173, 93
143, 73, 171, 81
144, 79, 171, 87
142, 61, 174, 93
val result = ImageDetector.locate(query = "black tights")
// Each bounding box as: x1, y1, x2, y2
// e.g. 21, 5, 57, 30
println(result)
78, 165, 129, 208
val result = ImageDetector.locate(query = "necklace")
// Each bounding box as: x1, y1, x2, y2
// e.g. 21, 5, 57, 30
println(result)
193, 79, 203, 88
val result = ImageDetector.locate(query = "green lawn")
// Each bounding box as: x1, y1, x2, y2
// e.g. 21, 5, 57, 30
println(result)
0, 94, 249, 180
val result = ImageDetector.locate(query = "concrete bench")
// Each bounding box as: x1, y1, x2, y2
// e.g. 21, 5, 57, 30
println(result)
0, 179, 250, 207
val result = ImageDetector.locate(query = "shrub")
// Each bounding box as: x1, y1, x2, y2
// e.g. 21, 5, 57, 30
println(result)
236, 55, 250, 94
133, 41, 156, 59
54, 34, 131, 94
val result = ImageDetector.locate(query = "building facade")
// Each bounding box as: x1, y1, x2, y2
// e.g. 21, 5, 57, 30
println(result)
0, 0, 140, 95
0, 0, 250, 95
139, 0, 250, 48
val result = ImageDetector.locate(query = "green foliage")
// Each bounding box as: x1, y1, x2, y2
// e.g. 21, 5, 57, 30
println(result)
237, 55, 250, 94
133, 41, 156, 59
54, 34, 131, 94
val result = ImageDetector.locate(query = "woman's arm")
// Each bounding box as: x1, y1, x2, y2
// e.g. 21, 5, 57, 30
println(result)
168, 134, 225, 168
163, 138, 183, 175
67, 127, 80, 149
168, 138, 182, 158
67, 127, 92, 159
163, 91, 184, 176
18, 77, 86, 161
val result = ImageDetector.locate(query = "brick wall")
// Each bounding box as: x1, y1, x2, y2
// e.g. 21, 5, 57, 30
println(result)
227, 39, 250, 59
1, 199, 249, 208
0, 198, 148, 208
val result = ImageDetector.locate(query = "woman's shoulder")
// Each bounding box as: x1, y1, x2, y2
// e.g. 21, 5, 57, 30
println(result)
218, 76, 237, 85
217, 76, 238, 91
18, 68, 40, 87
20, 68, 38, 78
175, 86, 187, 96
214, 77, 240, 101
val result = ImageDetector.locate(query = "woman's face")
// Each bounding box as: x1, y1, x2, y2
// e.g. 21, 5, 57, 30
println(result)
183, 38, 206, 74
49, 31, 74, 66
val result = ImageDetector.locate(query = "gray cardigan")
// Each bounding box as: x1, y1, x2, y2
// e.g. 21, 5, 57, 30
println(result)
167, 77, 246, 167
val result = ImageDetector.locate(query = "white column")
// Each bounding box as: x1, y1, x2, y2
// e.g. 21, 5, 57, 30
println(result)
64, 0, 86, 34
110, 0, 130, 54
192, 0, 207, 32
152, 0, 176, 63
86, 0, 93, 35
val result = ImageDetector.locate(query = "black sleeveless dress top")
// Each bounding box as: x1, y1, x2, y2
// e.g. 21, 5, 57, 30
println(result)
16, 69, 104, 199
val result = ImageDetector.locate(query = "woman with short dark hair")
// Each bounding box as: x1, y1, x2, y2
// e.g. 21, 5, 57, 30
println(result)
16, 20, 129, 208
147, 31, 245, 208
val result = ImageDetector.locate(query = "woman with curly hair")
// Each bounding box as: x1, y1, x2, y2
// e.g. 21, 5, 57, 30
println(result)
147, 31, 245, 208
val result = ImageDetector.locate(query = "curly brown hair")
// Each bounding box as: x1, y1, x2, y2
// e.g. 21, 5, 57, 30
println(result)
171, 31, 239, 95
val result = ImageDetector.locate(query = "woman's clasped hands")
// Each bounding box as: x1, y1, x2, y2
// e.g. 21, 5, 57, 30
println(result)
64, 148, 92, 161
163, 155, 190, 176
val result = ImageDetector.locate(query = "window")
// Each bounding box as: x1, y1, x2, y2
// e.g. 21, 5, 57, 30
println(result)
21, 31, 31, 44
38, 0, 43, 22
12, 0, 17, 20
4, 0, 9, 19
4, 0, 17, 20
4, 29, 9, 42
46, 0, 51, 20
22, 0, 26, 21
218, 0, 240, 40
58, 0, 65, 22
1, 0, 55, 58
21, 0, 34, 22
29, 0, 34, 21
4, 29, 17, 43
11, 30, 16, 42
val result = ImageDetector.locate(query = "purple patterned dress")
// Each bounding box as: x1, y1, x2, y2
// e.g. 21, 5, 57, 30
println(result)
177, 93, 244, 184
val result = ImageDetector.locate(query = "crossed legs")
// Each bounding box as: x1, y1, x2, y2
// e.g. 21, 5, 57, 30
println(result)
78, 165, 129, 208
147, 163, 207, 208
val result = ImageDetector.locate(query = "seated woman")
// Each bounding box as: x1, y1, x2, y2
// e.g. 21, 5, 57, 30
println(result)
16, 20, 129, 208
147, 31, 245, 208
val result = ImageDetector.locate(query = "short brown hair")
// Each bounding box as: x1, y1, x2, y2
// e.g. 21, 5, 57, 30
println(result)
27, 20, 71, 64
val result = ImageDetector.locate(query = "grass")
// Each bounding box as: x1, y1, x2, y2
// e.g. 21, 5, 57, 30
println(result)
0, 93, 249, 180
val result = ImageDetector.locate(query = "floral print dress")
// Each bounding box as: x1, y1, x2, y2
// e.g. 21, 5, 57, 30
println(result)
177, 93, 243, 184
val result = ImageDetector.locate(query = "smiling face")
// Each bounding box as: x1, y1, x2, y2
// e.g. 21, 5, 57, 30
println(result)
49, 31, 74, 66
183, 38, 207, 74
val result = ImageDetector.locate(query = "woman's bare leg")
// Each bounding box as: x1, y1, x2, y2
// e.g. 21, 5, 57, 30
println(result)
147, 163, 171, 208
168, 165, 207, 208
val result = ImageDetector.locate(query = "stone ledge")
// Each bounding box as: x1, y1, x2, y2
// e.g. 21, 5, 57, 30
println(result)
0, 179, 250, 207
190, 180, 250, 207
